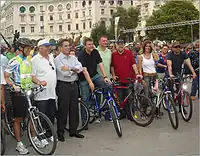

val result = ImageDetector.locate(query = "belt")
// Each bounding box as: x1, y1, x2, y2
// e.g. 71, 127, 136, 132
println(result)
57, 80, 75, 84
143, 72, 157, 77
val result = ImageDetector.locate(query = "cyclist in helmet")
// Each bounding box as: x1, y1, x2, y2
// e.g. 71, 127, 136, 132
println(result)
4, 38, 45, 155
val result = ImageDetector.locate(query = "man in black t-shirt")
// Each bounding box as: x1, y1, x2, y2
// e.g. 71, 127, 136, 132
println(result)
78, 38, 110, 124
166, 42, 196, 111
166, 42, 196, 78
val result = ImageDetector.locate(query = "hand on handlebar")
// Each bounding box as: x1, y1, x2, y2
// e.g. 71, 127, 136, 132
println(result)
13, 84, 21, 92
192, 73, 197, 79
136, 75, 143, 80
112, 76, 119, 81
38, 80, 47, 86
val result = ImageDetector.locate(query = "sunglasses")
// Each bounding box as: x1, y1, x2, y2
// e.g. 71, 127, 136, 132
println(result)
173, 46, 181, 48
49, 61, 55, 70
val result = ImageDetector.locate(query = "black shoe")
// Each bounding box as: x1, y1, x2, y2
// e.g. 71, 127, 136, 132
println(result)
69, 133, 85, 138
57, 134, 65, 142
83, 125, 88, 130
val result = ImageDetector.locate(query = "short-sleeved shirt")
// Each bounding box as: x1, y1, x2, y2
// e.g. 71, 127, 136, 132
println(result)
1, 67, 6, 85
157, 53, 167, 73
166, 51, 188, 75
31, 53, 57, 101
111, 49, 136, 83
78, 49, 102, 81
0, 54, 8, 72
96, 46, 112, 79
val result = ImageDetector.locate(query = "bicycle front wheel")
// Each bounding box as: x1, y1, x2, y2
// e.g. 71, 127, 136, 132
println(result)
27, 111, 57, 155
130, 94, 155, 127
65, 100, 90, 132
181, 91, 193, 122
164, 94, 179, 129
109, 100, 122, 138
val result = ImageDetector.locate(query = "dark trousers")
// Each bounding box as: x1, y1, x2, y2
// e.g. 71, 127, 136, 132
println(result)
56, 81, 79, 135
34, 99, 56, 137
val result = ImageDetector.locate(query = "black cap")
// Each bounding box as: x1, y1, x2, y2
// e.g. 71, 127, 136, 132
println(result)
116, 40, 125, 44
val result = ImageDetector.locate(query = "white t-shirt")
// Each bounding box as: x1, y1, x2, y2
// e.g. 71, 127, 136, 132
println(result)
31, 53, 57, 101
1, 67, 6, 85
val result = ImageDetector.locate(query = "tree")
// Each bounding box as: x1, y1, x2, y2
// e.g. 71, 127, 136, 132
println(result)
90, 21, 112, 46
109, 7, 140, 41
146, 1, 199, 43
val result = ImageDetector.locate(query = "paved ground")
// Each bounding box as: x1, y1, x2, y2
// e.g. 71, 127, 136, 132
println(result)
4, 97, 199, 156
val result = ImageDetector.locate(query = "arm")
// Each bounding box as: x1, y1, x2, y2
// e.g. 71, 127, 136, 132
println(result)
82, 67, 93, 84
167, 60, 173, 77
72, 58, 83, 73
184, 58, 196, 76
138, 55, 143, 75
98, 63, 107, 78
54, 58, 73, 77
111, 66, 116, 78
157, 63, 167, 68
132, 64, 139, 75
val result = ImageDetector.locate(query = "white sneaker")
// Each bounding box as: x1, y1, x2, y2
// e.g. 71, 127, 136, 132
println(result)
95, 118, 101, 124
41, 139, 49, 146
32, 137, 46, 148
16, 143, 29, 155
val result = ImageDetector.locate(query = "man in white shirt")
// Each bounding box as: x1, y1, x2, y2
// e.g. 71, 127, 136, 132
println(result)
31, 39, 57, 138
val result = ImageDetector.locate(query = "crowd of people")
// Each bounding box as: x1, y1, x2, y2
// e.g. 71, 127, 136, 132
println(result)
0, 35, 199, 155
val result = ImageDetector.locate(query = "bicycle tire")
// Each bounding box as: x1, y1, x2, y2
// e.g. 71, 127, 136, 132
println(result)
65, 100, 90, 132
109, 101, 122, 138
165, 95, 179, 129
27, 111, 57, 155
130, 94, 155, 127
181, 91, 193, 122
1, 122, 6, 155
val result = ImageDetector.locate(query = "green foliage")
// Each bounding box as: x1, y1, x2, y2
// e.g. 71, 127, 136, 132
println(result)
90, 21, 112, 46
109, 7, 140, 40
146, 1, 199, 43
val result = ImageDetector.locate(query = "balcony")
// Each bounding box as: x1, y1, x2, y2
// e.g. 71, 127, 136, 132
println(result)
57, 20, 64, 24
65, 19, 72, 23
48, 20, 55, 24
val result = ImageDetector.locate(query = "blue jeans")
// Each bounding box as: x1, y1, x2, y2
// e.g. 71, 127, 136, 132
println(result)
79, 74, 108, 121
191, 76, 199, 96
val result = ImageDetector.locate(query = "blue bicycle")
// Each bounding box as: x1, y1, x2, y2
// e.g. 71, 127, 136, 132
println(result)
87, 86, 122, 137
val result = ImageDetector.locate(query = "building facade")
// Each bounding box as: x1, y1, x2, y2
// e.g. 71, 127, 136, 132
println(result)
0, 0, 199, 44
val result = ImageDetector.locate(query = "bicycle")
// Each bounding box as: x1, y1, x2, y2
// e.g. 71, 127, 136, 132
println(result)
87, 86, 122, 137
116, 78, 155, 127
4, 85, 57, 155
171, 74, 193, 122
65, 98, 90, 133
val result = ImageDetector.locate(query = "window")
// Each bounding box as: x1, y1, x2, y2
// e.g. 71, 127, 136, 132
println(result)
83, 22, 86, 29
30, 16, 34, 22
131, 0, 133, 5
67, 14, 71, 19
59, 25, 62, 31
59, 14, 62, 20
89, 0, 92, 6
21, 27, 25, 33
40, 5, 43, 12
50, 26, 53, 32
68, 24, 71, 31
117, 0, 123, 6
29, 6, 35, 13
100, 0, 105, 5
21, 16, 25, 22
82, 11, 85, 17
109, 0, 114, 5
89, 21, 92, 28
75, 2, 78, 7
40, 26, 44, 33
40, 16, 44, 21
48, 5, 54, 12
89, 10, 91, 16
66, 3, 71, 10
82, 1, 86, 7
76, 23, 79, 30
19, 6, 26, 13
110, 9, 113, 15
75, 12, 78, 18
50, 15, 53, 21
31, 26, 34, 33
144, 4, 148, 12
101, 9, 105, 15
57, 4, 63, 11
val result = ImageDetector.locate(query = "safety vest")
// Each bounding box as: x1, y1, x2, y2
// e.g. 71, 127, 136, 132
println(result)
16, 56, 32, 90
